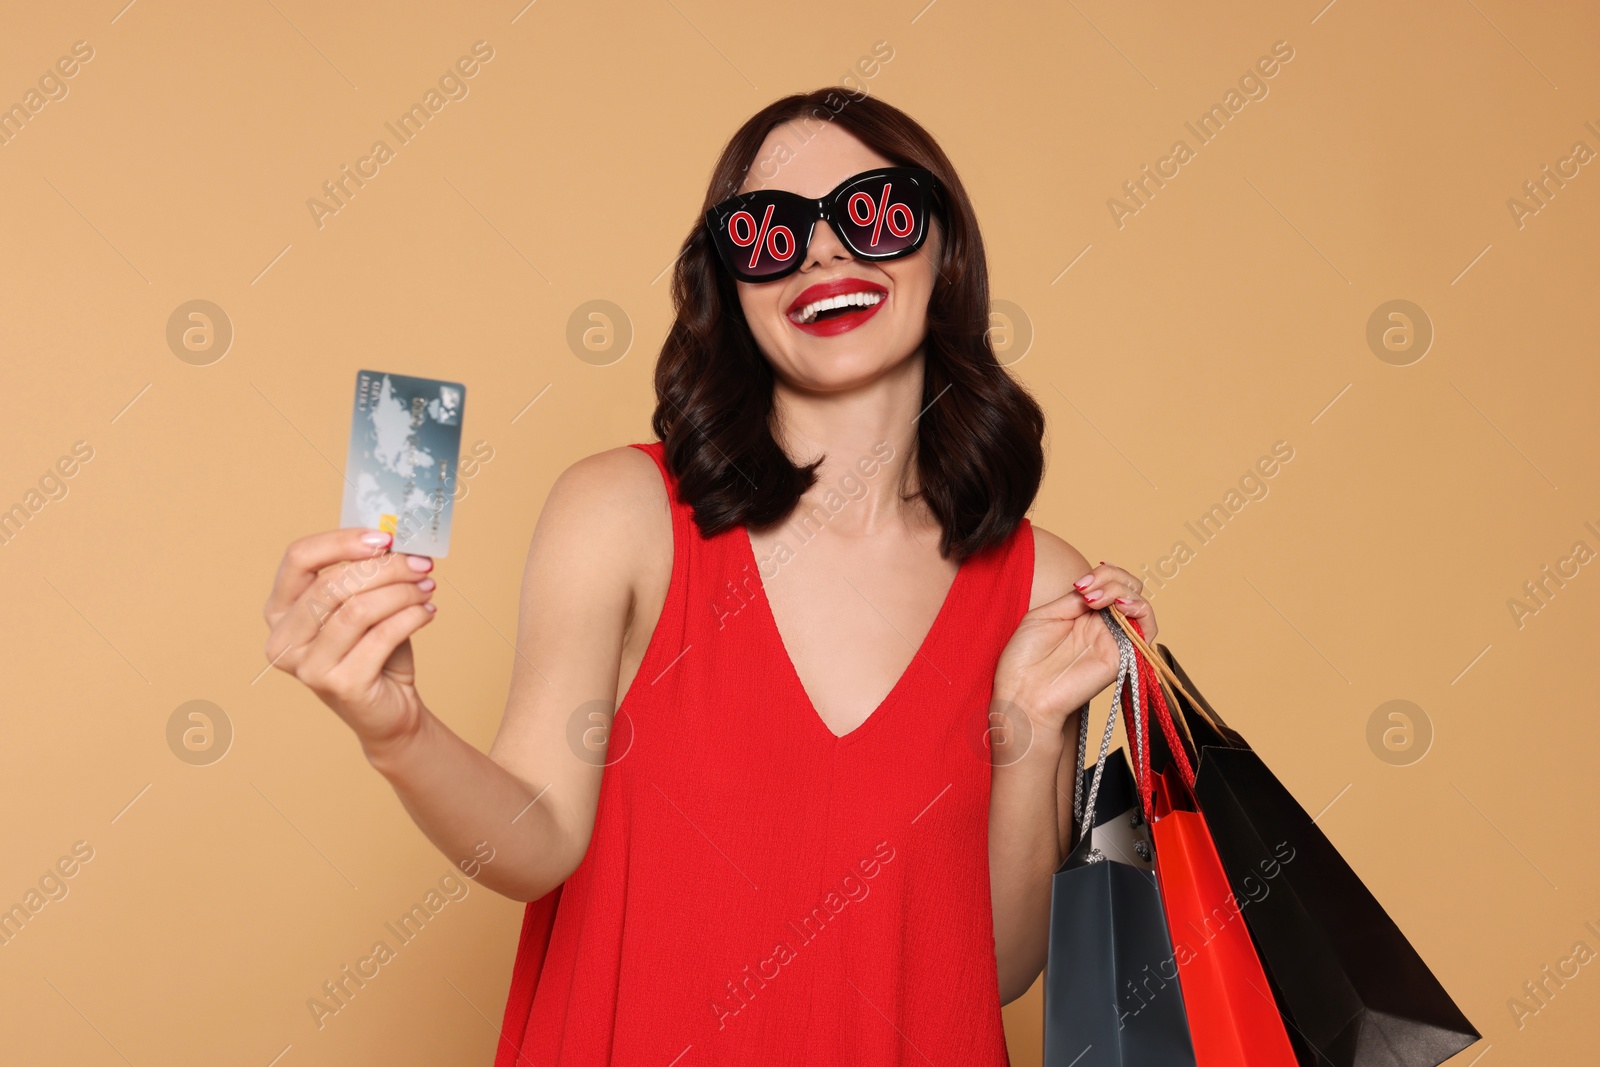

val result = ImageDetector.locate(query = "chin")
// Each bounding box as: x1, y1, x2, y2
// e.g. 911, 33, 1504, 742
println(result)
782, 343, 909, 392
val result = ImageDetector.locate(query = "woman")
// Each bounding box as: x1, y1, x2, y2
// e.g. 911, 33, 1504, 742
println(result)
262, 88, 1157, 1064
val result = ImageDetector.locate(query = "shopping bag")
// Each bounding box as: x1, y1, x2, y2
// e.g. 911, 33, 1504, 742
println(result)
1108, 611, 1481, 1067
1043, 614, 1197, 1067
1124, 638, 1299, 1067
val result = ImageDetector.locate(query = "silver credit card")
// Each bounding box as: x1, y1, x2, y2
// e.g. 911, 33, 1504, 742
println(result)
338, 369, 465, 557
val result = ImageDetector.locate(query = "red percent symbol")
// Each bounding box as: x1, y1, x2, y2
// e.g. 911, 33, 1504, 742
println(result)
726, 203, 795, 269
846, 181, 915, 249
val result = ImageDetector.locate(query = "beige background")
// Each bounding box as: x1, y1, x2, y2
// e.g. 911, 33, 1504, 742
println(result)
1, 0, 1596, 1063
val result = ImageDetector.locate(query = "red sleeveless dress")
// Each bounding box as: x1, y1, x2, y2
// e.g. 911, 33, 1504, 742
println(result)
493, 440, 1035, 1066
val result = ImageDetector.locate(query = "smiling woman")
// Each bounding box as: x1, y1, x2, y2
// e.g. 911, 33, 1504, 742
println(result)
265, 85, 1157, 1067
658, 94, 1045, 558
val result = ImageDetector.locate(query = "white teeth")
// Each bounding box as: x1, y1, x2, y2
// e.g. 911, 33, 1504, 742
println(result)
791, 290, 883, 324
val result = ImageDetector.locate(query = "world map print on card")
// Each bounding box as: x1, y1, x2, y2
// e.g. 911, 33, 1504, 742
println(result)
339, 369, 466, 557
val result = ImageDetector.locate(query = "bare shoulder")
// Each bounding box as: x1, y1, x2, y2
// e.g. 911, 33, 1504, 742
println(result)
522, 443, 672, 604
1027, 523, 1093, 611
544, 444, 668, 526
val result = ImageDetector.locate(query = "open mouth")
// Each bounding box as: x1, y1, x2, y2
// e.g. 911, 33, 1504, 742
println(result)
786, 280, 889, 336
790, 290, 885, 325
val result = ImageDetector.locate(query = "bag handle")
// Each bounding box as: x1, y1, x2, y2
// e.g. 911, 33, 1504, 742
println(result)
1147, 654, 1198, 755
1102, 609, 1199, 795
1071, 613, 1140, 846
1103, 604, 1236, 741
1141, 640, 1196, 791
1123, 615, 1154, 821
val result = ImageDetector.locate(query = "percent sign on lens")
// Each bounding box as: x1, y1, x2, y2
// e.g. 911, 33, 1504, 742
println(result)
728, 203, 796, 270
847, 181, 915, 249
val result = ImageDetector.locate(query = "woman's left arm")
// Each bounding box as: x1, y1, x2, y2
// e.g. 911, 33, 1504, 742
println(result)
987, 527, 1157, 1004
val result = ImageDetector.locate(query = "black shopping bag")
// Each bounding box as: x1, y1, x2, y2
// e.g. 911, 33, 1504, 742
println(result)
1043, 614, 1197, 1067
1136, 637, 1481, 1067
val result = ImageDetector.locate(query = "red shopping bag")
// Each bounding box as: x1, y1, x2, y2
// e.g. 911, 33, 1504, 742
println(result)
1118, 616, 1298, 1067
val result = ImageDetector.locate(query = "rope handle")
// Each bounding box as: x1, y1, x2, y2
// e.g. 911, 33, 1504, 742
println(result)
1109, 612, 1197, 794
1102, 603, 1235, 741
1073, 605, 1226, 831
1071, 615, 1138, 843
1141, 640, 1196, 791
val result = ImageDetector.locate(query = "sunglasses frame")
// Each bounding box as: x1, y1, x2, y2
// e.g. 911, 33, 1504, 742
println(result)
704, 165, 944, 283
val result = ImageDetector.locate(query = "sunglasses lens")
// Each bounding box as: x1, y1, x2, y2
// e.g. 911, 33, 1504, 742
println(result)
835, 173, 929, 259
711, 197, 807, 280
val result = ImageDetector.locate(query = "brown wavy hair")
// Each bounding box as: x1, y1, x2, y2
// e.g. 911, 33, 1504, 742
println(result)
651, 88, 1045, 562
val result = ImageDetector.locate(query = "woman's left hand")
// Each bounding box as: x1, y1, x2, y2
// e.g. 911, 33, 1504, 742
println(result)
991, 561, 1158, 737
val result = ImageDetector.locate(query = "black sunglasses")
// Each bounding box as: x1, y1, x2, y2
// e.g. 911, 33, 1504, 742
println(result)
704, 166, 943, 283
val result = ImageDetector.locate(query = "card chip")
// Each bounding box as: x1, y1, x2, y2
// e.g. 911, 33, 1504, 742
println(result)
379, 514, 398, 534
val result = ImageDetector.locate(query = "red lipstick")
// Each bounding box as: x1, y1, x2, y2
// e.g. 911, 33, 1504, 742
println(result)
785, 278, 888, 337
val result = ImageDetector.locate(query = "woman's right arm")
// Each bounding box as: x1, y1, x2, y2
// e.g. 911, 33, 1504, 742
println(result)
262, 445, 669, 901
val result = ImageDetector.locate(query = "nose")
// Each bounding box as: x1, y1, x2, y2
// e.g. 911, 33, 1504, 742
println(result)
800, 219, 852, 271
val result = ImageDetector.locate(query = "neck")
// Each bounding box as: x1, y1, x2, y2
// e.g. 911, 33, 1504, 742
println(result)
767, 352, 931, 538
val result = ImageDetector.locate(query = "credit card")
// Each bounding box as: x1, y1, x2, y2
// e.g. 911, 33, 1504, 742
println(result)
339, 369, 466, 557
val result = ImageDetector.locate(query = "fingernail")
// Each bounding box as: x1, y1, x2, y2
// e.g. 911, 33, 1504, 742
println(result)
424, 602, 437, 613
407, 555, 433, 572
418, 578, 436, 592
1082, 589, 1100, 602
1115, 596, 1131, 604
362, 531, 393, 547
1073, 575, 1092, 589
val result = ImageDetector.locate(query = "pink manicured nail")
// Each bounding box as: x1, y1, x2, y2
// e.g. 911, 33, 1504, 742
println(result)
361, 531, 392, 547
1115, 596, 1131, 605
1082, 589, 1100, 601
417, 578, 436, 592
406, 555, 433, 572
424, 602, 437, 613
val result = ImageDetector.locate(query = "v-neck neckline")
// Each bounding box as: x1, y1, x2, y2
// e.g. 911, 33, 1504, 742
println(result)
739, 525, 971, 746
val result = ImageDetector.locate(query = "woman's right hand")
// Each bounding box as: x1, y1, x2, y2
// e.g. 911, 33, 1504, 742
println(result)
262, 528, 439, 757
